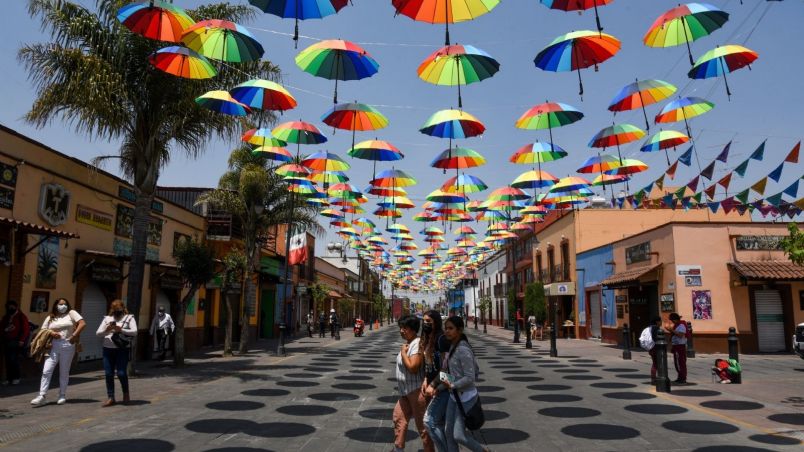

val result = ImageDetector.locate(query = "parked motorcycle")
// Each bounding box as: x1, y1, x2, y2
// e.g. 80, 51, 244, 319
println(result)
794, 322, 804, 359
354, 319, 365, 337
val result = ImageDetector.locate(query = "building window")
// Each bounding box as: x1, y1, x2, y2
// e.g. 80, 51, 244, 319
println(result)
561, 241, 570, 281
536, 253, 543, 282
548, 248, 555, 282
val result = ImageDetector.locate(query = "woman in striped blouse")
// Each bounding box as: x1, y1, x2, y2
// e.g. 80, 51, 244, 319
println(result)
391, 315, 434, 452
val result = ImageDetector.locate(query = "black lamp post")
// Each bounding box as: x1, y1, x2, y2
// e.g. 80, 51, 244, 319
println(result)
473, 274, 478, 330
549, 298, 558, 357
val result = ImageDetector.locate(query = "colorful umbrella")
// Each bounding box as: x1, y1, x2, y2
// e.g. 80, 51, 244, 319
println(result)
430, 147, 486, 170
510, 142, 568, 165
295, 40, 380, 104
417, 44, 500, 108
420, 109, 485, 140
608, 79, 677, 130
370, 169, 418, 188
230, 79, 298, 111
272, 120, 328, 157
588, 123, 645, 163
117, 1, 195, 43
441, 173, 487, 193
148, 46, 216, 79
275, 163, 310, 180
539, 0, 613, 33
577, 153, 621, 192
391, 0, 501, 45
426, 189, 466, 204
413, 211, 439, 222
534, 31, 621, 98
592, 174, 628, 187
688, 45, 758, 99
195, 91, 250, 116
348, 139, 404, 180
515, 102, 583, 157
181, 20, 264, 63
242, 128, 288, 147
252, 145, 293, 162
604, 158, 648, 192
248, 0, 349, 46
640, 130, 689, 164
550, 176, 592, 193
322, 102, 389, 150
655, 97, 714, 137
643, 3, 729, 65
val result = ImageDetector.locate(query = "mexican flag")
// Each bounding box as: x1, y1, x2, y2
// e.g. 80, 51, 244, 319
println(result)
289, 230, 307, 265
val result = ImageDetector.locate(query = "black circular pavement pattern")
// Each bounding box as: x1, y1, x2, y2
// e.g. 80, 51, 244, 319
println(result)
477, 385, 505, 392
483, 409, 511, 421
501, 370, 532, 374
332, 383, 376, 390
503, 376, 544, 382
529, 394, 583, 403
768, 413, 804, 425
358, 408, 394, 420
527, 384, 572, 391
603, 392, 656, 400
561, 423, 640, 440
303, 367, 337, 373
616, 373, 649, 380
748, 433, 802, 445
699, 400, 764, 411
602, 368, 639, 373
590, 382, 636, 389
555, 368, 589, 373
335, 375, 373, 381
277, 380, 319, 388
693, 447, 775, 452
377, 395, 398, 404
671, 389, 722, 397
662, 420, 739, 435
276, 405, 337, 416
480, 396, 506, 405
285, 373, 322, 379
345, 427, 416, 443
538, 407, 601, 418
241, 389, 290, 397
308, 393, 359, 401
206, 401, 265, 411
80, 439, 175, 452
624, 404, 688, 415
474, 428, 530, 445
564, 375, 603, 381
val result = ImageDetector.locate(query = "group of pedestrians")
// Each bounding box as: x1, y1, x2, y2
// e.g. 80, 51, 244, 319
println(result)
314, 309, 340, 338
644, 312, 688, 384
392, 311, 489, 452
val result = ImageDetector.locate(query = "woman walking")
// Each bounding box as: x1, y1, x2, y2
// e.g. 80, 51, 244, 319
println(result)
31, 298, 86, 406
96, 300, 137, 406
442, 316, 488, 452
421, 310, 450, 452
392, 315, 434, 452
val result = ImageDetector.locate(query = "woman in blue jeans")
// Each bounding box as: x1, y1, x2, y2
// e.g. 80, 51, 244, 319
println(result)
96, 299, 137, 407
421, 310, 449, 451
441, 316, 489, 452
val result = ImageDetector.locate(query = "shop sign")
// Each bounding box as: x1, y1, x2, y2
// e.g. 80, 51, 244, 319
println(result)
660, 293, 675, 312
76, 204, 113, 231
0, 162, 17, 188
91, 263, 122, 282
38, 183, 71, 226
678, 265, 702, 287
158, 272, 184, 290
735, 235, 785, 251
625, 241, 651, 264
0, 186, 13, 210
118, 186, 164, 213
113, 237, 159, 262
260, 256, 282, 276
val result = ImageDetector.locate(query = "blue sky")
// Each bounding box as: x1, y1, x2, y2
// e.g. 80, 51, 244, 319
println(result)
1, 1, 802, 302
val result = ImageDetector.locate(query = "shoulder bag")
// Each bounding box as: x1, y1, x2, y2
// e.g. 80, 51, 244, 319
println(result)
111, 315, 133, 349
448, 342, 485, 431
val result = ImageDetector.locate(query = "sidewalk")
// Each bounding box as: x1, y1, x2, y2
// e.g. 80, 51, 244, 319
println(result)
482, 324, 804, 438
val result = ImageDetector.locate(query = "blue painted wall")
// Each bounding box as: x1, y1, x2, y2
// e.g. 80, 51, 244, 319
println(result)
576, 245, 616, 327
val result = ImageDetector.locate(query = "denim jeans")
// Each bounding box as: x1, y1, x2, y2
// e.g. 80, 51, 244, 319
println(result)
103, 346, 130, 399
445, 395, 484, 452
424, 390, 449, 452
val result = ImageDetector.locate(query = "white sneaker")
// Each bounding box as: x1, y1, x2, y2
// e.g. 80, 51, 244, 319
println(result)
57, 397, 67, 405
31, 396, 46, 406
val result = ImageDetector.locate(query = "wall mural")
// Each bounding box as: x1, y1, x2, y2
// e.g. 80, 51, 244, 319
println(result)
36, 235, 60, 289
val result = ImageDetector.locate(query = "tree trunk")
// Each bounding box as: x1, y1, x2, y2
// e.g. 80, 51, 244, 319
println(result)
173, 285, 198, 367
126, 185, 156, 374
238, 247, 258, 355
223, 288, 233, 357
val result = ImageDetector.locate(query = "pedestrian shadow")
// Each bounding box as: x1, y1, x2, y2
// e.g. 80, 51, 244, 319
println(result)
344, 426, 416, 443
80, 439, 175, 452
185, 419, 315, 438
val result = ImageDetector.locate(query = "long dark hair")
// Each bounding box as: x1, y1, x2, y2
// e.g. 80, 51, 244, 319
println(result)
420, 310, 443, 355
445, 316, 470, 348
51, 298, 71, 317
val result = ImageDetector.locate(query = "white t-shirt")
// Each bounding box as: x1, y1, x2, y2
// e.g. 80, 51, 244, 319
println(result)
396, 338, 423, 396
45, 310, 83, 340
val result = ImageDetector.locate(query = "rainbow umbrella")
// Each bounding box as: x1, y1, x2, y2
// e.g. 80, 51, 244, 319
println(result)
688, 45, 758, 99
643, 3, 729, 66
423, 226, 445, 236
391, 0, 501, 45
426, 189, 466, 204
430, 147, 486, 171
322, 102, 389, 150
380, 196, 416, 209
348, 139, 403, 180
195, 91, 250, 116
608, 79, 677, 130
273, 120, 328, 158
511, 169, 559, 190
326, 183, 362, 199
248, 0, 349, 46
509, 141, 567, 190
320, 208, 345, 219
588, 123, 645, 163
577, 153, 621, 193
539, 0, 613, 33
441, 173, 487, 193
117, 1, 195, 42
417, 44, 499, 108
230, 79, 297, 111
655, 97, 714, 137
640, 130, 689, 164
592, 174, 628, 187
534, 31, 621, 98
365, 185, 407, 197
301, 151, 350, 172
420, 109, 485, 140
515, 102, 583, 158
455, 225, 476, 235
604, 158, 648, 192
370, 169, 418, 188
374, 207, 403, 218
413, 211, 439, 222
275, 163, 310, 181
387, 223, 411, 233
181, 20, 264, 62
252, 145, 293, 163
295, 40, 380, 104
148, 46, 216, 79
242, 128, 288, 147
353, 217, 376, 229
550, 176, 592, 193
310, 170, 348, 184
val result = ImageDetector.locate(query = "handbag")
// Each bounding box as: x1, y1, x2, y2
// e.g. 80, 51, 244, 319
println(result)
452, 389, 485, 431
110, 315, 133, 349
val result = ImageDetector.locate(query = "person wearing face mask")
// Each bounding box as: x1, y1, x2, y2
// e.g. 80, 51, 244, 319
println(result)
31, 298, 85, 406
149, 306, 174, 360
1, 300, 30, 385
97, 299, 137, 406
420, 310, 449, 452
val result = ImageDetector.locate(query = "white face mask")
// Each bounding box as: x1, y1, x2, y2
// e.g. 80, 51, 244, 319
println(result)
57, 304, 68, 314
158, 312, 165, 317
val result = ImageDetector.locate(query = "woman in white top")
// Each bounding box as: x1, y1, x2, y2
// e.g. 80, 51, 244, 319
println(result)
392, 315, 434, 452
96, 299, 137, 406
31, 298, 86, 406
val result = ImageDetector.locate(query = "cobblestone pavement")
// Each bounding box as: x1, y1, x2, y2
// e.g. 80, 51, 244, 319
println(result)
1, 323, 802, 451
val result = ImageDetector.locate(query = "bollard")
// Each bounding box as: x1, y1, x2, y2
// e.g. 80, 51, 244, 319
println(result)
727, 327, 741, 384
514, 319, 521, 343
525, 321, 533, 349
483, 320, 487, 334
654, 329, 671, 392
686, 321, 696, 358
549, 303, 558, 357
369, 320, 373, 331
277, 322, 287, 356
335, 321, 341, 340
622, 324, 632, 360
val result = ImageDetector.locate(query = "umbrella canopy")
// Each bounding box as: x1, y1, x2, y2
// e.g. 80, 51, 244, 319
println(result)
511, 170, 559, 190
487, 186, 529, 201
391, 0, 501, 45
577, 154, 623, 174
430, 147, 486, 169
539, 0, 613, 33
509, 141, 568, 165
640, 130, 690, 164
688, 45, 758, 99
608, 79, 677, 130
320, 208, 345, 219
195, 90, 250, 116
413, 211, 439, 222
426, 189, 466, 204
117, 1, 195, 43
550, 176, 592, 193
295, 40, 380, 103
420, 109, 485, 139
312, 170, 348, 184
252, 145, 293, 162
418, 44, 500, 108
370, 169, 418, 187
148, 46, 216, 79
275, 163, 311, 180
248, 0, 349, 45
366, 185, 407, 197
605, 158, 648, 176
348, 140, 403, 161
592, 174, 628, 187
242, 128, 288, 147
327, 182, 362, 199
230, 79, 298, 111
322, 103, 389, 149
181, 20, 264, 62
534, 31, 621, 98
515, 102, 584, 130
441, 174, 488, 193
589, 123, 645, 162
272, 121, 328, 147
643, 2, 729, 65
655, 97, 714, 136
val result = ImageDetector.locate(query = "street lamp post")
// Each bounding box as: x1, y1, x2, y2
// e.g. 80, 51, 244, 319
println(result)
549, 298, 558, 357
473, 274, 478, 330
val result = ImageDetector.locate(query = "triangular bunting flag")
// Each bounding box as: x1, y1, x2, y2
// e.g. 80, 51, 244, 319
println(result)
785, 142, 800, 163
751, 177, 767, 195
681, 197, 692, 210
643, 182, 654, 194
735, 189, 749, 204
749, 141, 765, 161
662, 194, 676, 209
721, 197, 736, 214
717, 173, 732, 190
766, 192, 783, 207
707, 201, 720, 213
783, 180, 799, 198
678, 147, 693, 166
768, 163, 784, 183
634, 190, 646, 205
674, 186, 687, 200
734, 159, 749, 177
794, 198, 804, 210
704, 184, 717, 200
736, 204, 748, 215
700, 161, 716, 180
666, 161, 679, 180
655, 174, 665, 190
686, 176, 699, 192
616, 197, 625, 209
715, 141, 731, 163
693, 192, 703, 204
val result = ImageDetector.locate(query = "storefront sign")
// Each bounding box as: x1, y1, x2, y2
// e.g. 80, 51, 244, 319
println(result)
616, 305, 624, 319
735, 235, 785, 251
0, 162, 17, 188
660, 293, 675, 312
157, 272, 184, 290
545, 282, 576, 296
38, 183, 71, 226
625, 241, 651, 264
677, 265, 702, 286
76, 204, 113, 231
113, 237, 159, 262
90, 263, 122, 282
118, 186, 164, 213
0, 186, 14, 210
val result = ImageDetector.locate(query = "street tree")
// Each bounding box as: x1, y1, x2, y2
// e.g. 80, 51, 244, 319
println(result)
524, 282, 547, 324
173, 238, 216, 366
478, 295, 493, 325
220, 248, 247, 356
781, 223, 804, 265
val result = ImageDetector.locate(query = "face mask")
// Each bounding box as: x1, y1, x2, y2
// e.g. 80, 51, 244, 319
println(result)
57, 304, 68, 314
114, 310, 123, 316
422, 323, 433, 334
7, 307, 16, 314
158, 312, 165, 317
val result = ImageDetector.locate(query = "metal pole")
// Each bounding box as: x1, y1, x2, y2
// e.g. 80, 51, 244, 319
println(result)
727, 327, 741, 384
473, 279, 478, 330
525, 320, 533, 349
686, 321, 696, 358
655, 329, 671, 392
549, 298, 558, 357
278, 224, 292, 357
622, 323, 632, 360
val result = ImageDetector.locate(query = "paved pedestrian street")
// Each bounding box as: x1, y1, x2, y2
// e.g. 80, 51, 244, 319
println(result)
1, 325, 803, 451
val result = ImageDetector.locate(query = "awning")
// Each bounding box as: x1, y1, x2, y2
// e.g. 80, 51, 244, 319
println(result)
0, 216, 79, 239
601, 264, 661, 288
729, 261, 804, 281
328, 290, 343, 298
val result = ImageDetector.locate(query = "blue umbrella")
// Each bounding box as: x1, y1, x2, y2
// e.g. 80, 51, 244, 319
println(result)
249, 0, 349, 46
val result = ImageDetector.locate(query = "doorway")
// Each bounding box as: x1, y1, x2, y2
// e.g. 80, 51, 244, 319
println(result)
628, 284, 658, 343
754, 289, 787, 352
587, 290, 602, 338
260, 288, 275, 339
203, 289, 216, 346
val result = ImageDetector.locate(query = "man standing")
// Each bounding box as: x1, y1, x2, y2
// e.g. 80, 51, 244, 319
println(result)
666, 313, 687, 384
306, 310, 314, 338
318, 311, 327, 338
329, 309, 339, 339
1, 300, 30, 385
149, 306, 175, 360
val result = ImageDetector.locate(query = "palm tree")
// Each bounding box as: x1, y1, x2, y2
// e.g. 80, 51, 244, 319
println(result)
19, 0, 279, 365
198, 147, 321, 354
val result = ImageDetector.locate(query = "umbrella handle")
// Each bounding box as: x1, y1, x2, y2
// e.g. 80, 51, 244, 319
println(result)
294, 18, 299, 49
